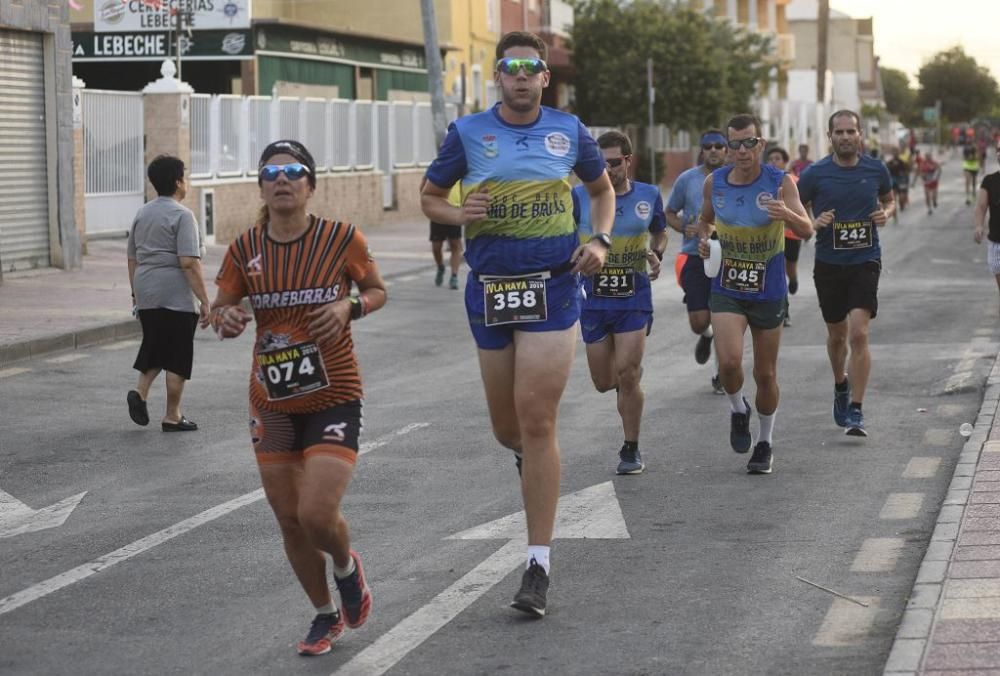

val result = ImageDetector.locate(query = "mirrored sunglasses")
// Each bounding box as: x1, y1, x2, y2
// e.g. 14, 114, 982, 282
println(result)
727, 137, 762, 150
496, 57, 548, 76
702, 143, 726, 151
258, 163, 311, 182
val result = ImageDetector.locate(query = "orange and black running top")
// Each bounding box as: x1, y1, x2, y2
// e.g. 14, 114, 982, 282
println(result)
215, 215, 374, 414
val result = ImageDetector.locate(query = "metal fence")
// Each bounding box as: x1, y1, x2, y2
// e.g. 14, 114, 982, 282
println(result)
82, 89, 145, 234
189, 95, 458, 181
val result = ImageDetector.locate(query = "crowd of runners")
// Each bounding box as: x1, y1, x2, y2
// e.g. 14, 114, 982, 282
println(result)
122, 27, 1000, 658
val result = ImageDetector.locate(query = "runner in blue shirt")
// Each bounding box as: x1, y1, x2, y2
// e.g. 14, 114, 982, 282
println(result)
421, 31, 614, 618
573, 131, 667, 475
797, 109, 895, 438
667, 129, 728, 393
696, 114, 813, 474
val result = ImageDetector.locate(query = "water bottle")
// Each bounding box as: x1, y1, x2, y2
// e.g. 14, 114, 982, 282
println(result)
703, 233, 722, 278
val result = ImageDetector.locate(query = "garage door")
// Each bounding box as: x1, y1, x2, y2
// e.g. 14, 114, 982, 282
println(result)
0, 29, 50, 272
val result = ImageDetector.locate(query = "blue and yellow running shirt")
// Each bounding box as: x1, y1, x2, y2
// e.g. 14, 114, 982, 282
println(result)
572, 181, 666, 311
666, 166, 709, 256
710, 164, 786, 302
796, 155, 893, 265
424, 104, 605, 275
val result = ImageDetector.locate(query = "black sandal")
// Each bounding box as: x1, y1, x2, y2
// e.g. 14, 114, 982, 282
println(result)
162, 417, 198, 432
127, 390, 149, 426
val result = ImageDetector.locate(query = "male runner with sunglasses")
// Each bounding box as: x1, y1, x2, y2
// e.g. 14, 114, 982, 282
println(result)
797, 110, 894, 438
573, 131, 667, 475
697, 115, 813, 474
421, 31, 614, 617
667, 130, 728, 392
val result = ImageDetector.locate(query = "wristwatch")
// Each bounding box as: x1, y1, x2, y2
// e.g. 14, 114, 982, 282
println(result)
589, 232, 612, 248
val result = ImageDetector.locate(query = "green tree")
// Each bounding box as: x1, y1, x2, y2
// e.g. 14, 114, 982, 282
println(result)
916, 46, 999, 122
569, 0, 773, 130
880, 66, 916, 124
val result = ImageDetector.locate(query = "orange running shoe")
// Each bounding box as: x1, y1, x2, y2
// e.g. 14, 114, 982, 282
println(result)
296, 611, 345, 656
336, 550, 373, 629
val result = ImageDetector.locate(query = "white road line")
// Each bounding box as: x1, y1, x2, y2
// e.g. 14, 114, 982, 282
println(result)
937, 404, 966, 417
943, 343, 993, 393
812, 596, 880, 646
851, 538, 905, 573
922, 429, 951, 447
0, 367, 31, 379
45, 353, 88, 364
879, 493, 924, 520
395, 274, 419, 283
0, 423, 428, 617
903, 457, 942, 479
99, 339, 140, 351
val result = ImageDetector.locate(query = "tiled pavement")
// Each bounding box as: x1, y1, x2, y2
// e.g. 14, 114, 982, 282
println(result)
885, 355, 1000, 675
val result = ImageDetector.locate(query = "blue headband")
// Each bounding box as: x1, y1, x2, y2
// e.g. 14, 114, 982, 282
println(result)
701, 133, 726, 146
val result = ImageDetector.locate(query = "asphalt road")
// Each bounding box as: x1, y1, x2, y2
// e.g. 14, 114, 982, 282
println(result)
1, 163, 997, 675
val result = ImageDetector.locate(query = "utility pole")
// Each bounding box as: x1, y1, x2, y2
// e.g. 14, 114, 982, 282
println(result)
175, 3, 183, 81
420, 0, 448, 150
816, 0, 829, 103
647, 58, 655, 185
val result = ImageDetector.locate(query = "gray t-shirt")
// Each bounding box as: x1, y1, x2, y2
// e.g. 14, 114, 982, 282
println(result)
127, 196, 202, 313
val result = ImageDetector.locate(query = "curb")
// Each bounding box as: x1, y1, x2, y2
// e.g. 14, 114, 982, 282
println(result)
0, 319, 142, 368
883, 354, 1000, 675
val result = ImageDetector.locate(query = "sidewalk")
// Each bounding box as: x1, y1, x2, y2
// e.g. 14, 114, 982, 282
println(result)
0, 217, 433, 368
884, 353, 1000, 675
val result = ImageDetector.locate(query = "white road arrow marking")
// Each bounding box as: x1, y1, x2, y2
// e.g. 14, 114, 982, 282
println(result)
0, 488, 87, 539
0, 423, 428, 617
335, 481, 631, 676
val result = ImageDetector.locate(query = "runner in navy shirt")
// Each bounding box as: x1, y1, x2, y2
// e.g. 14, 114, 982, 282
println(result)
797, 109, 895, 438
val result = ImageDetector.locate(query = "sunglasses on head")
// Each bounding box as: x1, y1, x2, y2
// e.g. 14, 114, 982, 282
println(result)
727, 137, 762, 150
606, 156, 629, 168
496, 57, 548, 76
702, 143, 726, 151
258, 163, 311, 182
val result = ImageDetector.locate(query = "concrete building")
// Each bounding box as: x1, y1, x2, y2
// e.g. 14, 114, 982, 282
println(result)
0, 0, 81, 277
785, 0, 881, 111
69, 0, 447, 99
687, 0, 796, 98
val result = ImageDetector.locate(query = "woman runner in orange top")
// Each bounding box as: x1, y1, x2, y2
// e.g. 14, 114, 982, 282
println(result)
210, 139, 387, 657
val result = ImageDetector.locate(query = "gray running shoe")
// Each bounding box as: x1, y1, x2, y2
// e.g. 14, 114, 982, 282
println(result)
616, 445, 645, 475
730, 397, 752, 453
747, 442, 773, 474
511, 559, 549, 618
845, 407, 868, 437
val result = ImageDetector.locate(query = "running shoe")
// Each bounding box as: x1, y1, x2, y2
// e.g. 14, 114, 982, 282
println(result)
449, 274, 459, 290
788, 278, 798, 295
730, 397, 752, 453
747, 442, 773, 474
296, 611, 345, 656
695, 334, 713, 365
616, 445, 644, 475
511, 558, 549, 618
711, 374, 725, 395
833, 379, 851, 427
335, 551, 372, 629
435, 265, 445, 287
845, 407, 868, 437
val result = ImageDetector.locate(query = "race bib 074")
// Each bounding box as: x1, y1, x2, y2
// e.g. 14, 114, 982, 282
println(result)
257, 341, 329, 401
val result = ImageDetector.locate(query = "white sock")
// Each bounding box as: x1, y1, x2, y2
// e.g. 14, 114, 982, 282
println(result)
315, 602, 336, 615
333, 556, 356, 579
759, 411, 776, 444
527, 546, 551, 575
727, 390, 748, 414
702, 325, 714, 338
